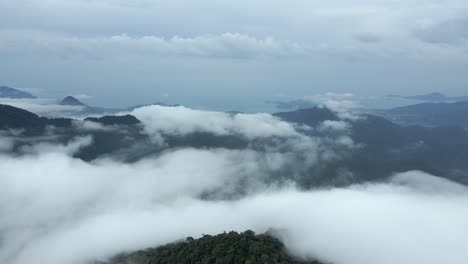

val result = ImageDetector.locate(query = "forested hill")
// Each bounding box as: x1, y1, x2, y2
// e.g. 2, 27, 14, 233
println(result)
103, 231, 324, 264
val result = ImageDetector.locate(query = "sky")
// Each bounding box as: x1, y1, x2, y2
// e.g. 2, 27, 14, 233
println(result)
0, 0, 468, 110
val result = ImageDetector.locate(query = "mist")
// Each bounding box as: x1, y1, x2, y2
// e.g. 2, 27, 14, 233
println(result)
1, 105, 468, 264
2, 0, 468, 263
2, 146, 468, 264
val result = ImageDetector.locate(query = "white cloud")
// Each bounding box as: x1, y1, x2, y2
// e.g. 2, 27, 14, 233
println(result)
19, 136, 93, 155
73, 93, 93, 100
305, 93, 363, 121
0, 135, 15, 152
0, 103, 466, 264
319, 120, 351, 132
1, 153, 467, 264
0, 30, 304, 59
130, 105, 303, 142
128, 105, 350, 170
0, 98, 86, 117
413, 14, 468, 44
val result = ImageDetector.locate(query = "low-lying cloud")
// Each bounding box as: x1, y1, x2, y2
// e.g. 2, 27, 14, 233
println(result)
1, 146, 467, 264
1, 105, 467, 264
131, 105, 303, 141
0, 98, 86, 117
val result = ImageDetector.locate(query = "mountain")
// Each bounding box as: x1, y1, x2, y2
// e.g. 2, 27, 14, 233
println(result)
274, 107, 337, 126
0, 86, 36, 99
58, 96, 117, 116
376, 101, 468, 127
102, 231, 322, 264
126, 102, 180, 111
406, 92, 448, 101
275, 106, 468, 185
389, 92, 468, 102
0, 104, 72, 129
266, 99, 316, 110
0, 104, 45, 129
2, 103, 468, 185
85, 115, 141, 126
57, 98, 179, 115
59, 96, 88, 106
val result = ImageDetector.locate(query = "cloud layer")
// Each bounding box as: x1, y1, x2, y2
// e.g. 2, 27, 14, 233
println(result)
1, 146, 468, 264
0, 31, 303, 59
0, 104, 467, 264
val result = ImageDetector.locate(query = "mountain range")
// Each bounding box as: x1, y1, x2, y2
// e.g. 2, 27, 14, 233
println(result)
2, 102, 468, 186
0, 86, 178, 116
388, 92, 468, 102
374, 101, 468, 127
0, 86, 36, 99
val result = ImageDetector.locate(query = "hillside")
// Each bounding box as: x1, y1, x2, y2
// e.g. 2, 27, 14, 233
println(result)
103, 231, 323, 264
377, 101, 468, 127
0, 86, 36, 99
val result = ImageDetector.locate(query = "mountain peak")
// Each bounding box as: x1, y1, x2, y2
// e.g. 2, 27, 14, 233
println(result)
0, 86, 37, 99
59, 96, 87, 106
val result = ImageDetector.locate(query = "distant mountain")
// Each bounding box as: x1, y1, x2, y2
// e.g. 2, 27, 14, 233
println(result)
126, 102, 180, 111
274, 107, 337, 126
102, 231, 322, 264
58, 96, 118, 116
59, 96, 88, 106
406, 92, 448, 101
276, 106, 468, 185
0, 86, 36, 99
2, 103, 468, 186
0, 104, 245, 162
0, 104, 72, 135
85, 115, 141, 126
376, 101, 468, 127
266, 99, 316, 110
389, 92, 468, 102
0, 104, 45, 129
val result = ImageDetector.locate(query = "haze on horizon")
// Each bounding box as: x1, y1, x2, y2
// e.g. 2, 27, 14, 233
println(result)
1, 0, 467, 110
2, 2, 468, 262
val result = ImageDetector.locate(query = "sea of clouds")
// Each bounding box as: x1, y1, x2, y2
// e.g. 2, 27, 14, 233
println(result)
0, 105, 467, 264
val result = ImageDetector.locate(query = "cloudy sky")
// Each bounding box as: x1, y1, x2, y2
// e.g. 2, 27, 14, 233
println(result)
1, 0, 467, 109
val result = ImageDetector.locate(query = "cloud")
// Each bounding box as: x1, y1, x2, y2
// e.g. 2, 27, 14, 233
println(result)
266, 99, 316, 110
305, 93, 363, 121
2, 1, 468, 108
0, 98, 86, 117
319, 120, 351, 132
0, 102, 467, 264
413, 15, 468, 44
355, 32, 381, 43
0, 30, 304, 59
130, 105, 304, 143
0, 134, 15, 152
73, 94, 93, 100
1, 151, 467, 264
19, 136, 93, 155
127, 105, 353, 174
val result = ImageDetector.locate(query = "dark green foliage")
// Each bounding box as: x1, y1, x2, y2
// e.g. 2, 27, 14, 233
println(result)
106, 231, 323, 264
274, 107, 337, 127
85, 115, 141, 126
0, 104, 44, 129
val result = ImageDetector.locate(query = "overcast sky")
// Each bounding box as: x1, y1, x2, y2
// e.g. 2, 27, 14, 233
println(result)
1, 0, 467, 109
